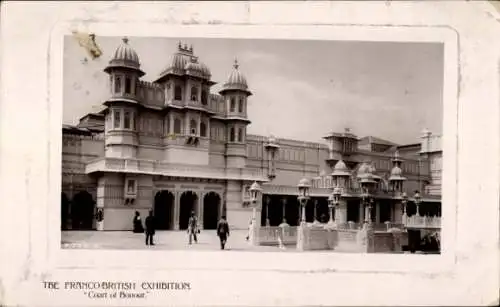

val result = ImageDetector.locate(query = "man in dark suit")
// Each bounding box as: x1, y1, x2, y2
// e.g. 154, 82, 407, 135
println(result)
216, 215, 230, 250
145, 210, 155, 246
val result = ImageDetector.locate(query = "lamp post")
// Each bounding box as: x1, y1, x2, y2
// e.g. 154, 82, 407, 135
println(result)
328, 186, 341, 226
361, 187, 372, 224
401, 192, 408, 225
296, 178, 311, 251
249, 181, 262, 245
297, 178, 311, 225
414, 190, 421, 217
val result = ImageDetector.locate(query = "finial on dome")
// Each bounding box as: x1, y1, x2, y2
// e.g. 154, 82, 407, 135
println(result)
178, 41, 182, 49
233, 58, 239, 69
190, 45, 193, 52
184, 44, 188, 50
122, 37, 129, 44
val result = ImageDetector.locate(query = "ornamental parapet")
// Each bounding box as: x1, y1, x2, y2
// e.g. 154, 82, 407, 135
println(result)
85, 157, 268, 182
261, 184, 440, 201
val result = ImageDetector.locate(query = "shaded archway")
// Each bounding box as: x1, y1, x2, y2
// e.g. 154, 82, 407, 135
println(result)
268, 195, 283, 226
179, 191, 198, 230
305, 198, 315, 223
71, 191, 95, 230
285, 195, 299, 226
154, 190, 174, 230
203, 192, 221, 229
346, 200, 360, 223
61, 192, 70, 230
316, 197, 329, 223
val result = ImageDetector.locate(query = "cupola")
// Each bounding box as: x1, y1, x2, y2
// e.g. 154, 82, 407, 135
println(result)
219, 59, 252, 96
104, 37, 144, 76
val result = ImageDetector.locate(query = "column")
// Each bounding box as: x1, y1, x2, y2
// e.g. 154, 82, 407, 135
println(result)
336, 200, 348, 225
359, 202, 364, 224
198, 192, 204, 229
392, 202, 400, 225
173, 191, 180, 230
282, 197, 287, 223
375, 202, 380, 224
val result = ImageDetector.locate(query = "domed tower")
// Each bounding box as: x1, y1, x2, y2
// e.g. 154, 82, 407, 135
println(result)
388, 150, 406, 194
219, 59, 252, 168
103, 37, 145, 159
155, 43, 215, 149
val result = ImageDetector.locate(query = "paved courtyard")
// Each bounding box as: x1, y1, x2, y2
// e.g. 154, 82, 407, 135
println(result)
61, 229, 296, 252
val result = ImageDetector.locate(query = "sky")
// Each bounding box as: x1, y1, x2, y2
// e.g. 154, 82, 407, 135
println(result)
63, 36, 443, 145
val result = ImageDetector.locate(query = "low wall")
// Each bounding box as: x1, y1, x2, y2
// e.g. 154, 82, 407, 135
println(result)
258, 226, 297, 246
256, 223, 409, 253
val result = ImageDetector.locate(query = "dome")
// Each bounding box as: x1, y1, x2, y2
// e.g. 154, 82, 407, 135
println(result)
332, 160, 351, 177
297, 178, 311, 188
104, 37, 143, 75
391, 166, 402, 176
170, 53, 190, 71
389, 166, 406, 181
357, 162, 380, 183
357, 162, 372, 176
159, 43, 211, 79
220, 59, 252, 95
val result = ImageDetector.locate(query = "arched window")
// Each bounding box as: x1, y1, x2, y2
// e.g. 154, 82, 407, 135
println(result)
201, 90, 208, 105
238, 98, 244, 113
114, 76, 122, 93
174, 85, 182, 100
190, 119, 197, 135
238, 128, 243, 142
190, 86, 198, 101
200, 122, 207, 137
125, 77, 131, 94
173, 118, 181, 134
113, 110, 121, 128
230, 127, 235, 142
230, 98, 236, 112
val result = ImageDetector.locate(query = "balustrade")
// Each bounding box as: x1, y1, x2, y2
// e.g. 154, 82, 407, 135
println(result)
404, 215, 441, 229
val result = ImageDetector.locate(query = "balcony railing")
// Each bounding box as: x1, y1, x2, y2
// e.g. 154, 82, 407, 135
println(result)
403, 215, 441, 229
85, 157, 268, 181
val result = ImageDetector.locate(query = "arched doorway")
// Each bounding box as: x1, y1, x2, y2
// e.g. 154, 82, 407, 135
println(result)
61, 192, 70, 230
71, 191, 95, 230
179, 191, 198, 230
203, 192, 221, 229
154, 191, 174, 230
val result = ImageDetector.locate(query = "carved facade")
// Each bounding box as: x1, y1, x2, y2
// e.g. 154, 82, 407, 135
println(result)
61, 38, 442, 231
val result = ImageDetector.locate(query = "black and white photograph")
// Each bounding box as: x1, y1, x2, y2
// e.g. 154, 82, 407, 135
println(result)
2, 2, 499, 306
61, 35, 443, 254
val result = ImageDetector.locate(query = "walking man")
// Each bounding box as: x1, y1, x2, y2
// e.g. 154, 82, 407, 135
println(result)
216, 215, 230, 250
145, 210, 155, 246
187, 211, 198, 244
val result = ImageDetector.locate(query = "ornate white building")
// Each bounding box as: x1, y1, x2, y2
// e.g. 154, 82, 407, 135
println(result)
61, 38, 442, 233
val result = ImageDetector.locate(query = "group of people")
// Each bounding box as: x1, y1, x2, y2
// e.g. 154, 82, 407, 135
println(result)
132, 210, 231, 249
